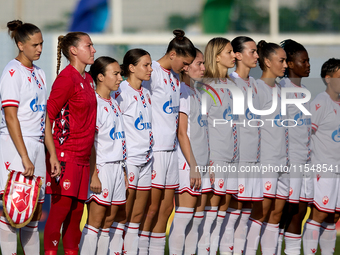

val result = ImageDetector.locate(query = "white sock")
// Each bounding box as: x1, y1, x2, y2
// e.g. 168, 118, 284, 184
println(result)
319, 222, 336, 255
79, 224, 99, 255
197, 206, 218, 255
123, 222, 140, 255
96, 228, 110, 255
219, 208, 241, 254
138, 231, 150, 255
234, 208, 251, 255
169, 207, 194, 255
210, 210, 226, 255
302, 220, 320, 255
260, 222, 279, 255
109, 222, 125, 254
284, 232, 301, 255
243, 218, 262, 255
184, 211, 204, 255
0, 216, 17, 255
149, 232, 166, 255
276, 228, 284, 255
19, 220, 39, 255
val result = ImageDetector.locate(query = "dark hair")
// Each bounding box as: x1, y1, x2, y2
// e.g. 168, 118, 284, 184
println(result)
257, 40, 282, 71
7, 20, 41, 45
56, 32, 89, 74
90, 56, 118, 84
280, 39, 306, 63
121, 48, 150, 77
321, 58, 340, 85
231, 36, 255, 54
166, 29, 196, 58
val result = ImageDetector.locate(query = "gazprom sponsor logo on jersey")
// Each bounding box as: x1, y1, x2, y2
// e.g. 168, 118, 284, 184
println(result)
245, 108, 260, 120
273, 113, 282, 127
109, 122, 125, 140
223, 104, 239, 121
331, 125, 340, 142
163, 95, 179, 114
294, 111, 311, 126
197, 113, 208, 127
30, 93, 46, 112
135, 111, 151, 131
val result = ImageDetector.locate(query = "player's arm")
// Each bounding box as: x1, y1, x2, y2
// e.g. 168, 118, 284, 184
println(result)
4, 106, 34, 176
89, 144, 101, 194
44, 113, 61, 178
177, 111, 201, 190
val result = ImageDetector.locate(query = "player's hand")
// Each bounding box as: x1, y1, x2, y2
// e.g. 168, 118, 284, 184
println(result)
22, 155, 34, 177
49, 154, 61, 178
190, 168, 201, 190
209, 171, 215, 186
90, 174, 102, 194
123, 167, 128, 190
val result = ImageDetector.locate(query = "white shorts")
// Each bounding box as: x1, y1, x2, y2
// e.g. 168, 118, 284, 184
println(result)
313, 172, 340, 213
86, 162, 126, 206
300, 171, 313, 203
151, 151, 179, 189
210, 161, 238, 195
262, 166, 290, 200
0, 135, 45, 203
233, 162, 263, 201
126, 158, 152, 190
176, 167, 212, 196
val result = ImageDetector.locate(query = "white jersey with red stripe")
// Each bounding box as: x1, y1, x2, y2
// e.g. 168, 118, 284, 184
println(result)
114, 81, 153, 166
230, 72, 261, 163
280, 78, 311, 163
310, 91, 340, 166
256, 79, 287, 166
177, 82, 209, 170
95, 93, 126, 165
206, 79, 239, 162
142, 61, 180, 151
0, 59, 47, 140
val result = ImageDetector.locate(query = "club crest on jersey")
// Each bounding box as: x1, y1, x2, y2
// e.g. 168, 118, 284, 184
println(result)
331, 125, 340, 142
322, 196, 329, 205
238, 184, 244, 194
28, 77, 31, 82
163, 95, 179, 114
164, 79, 167, 84
134, 111, 151, 131
146, 94, 151, 105
104, 107, 108, 112
151, 170, 156, 180
128, 172, 135, 183
264, 181, 272, 191
30, 93, 46, 112
63, 179, 71, 190
9, 69, 15, 77
102, 188, 109, 199
218, 179, 224, 189
134, 95, 138, 101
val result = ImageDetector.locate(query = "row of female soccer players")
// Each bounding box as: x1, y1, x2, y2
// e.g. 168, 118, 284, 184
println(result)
0, 19, 339, 255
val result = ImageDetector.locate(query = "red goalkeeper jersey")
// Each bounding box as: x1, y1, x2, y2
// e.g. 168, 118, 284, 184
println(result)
47, 64, 96, 165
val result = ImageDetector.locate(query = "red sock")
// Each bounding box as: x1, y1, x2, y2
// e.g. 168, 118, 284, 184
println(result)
44, 195, 73, 252
62, 199, 84, 251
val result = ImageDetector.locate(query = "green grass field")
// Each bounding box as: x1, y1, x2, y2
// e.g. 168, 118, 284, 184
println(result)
0, 232, 335, 255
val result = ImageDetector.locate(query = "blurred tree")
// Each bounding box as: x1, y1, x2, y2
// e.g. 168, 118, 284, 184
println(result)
167, 14, 199, 31
202, 0, 234, 33
44, 12, 72, 31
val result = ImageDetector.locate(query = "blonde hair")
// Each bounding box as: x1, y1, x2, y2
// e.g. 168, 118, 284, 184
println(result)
204, 37, 230, 79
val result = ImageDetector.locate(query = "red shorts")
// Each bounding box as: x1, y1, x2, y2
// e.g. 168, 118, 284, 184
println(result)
46, 160, 90, 200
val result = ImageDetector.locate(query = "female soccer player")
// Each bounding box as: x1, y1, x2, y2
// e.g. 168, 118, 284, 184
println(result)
111, 48, 153, 255
198, 37, 238, 255
221, 36, 260, 255
140, 30, 196, 255
244, 40, 288, 255
278, 39, 311, 255
79, 56, 127, 255
168, 48, 209, 255
302, 58, 340, 255
0, 20, 60, 255
44, 32, 97, 255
